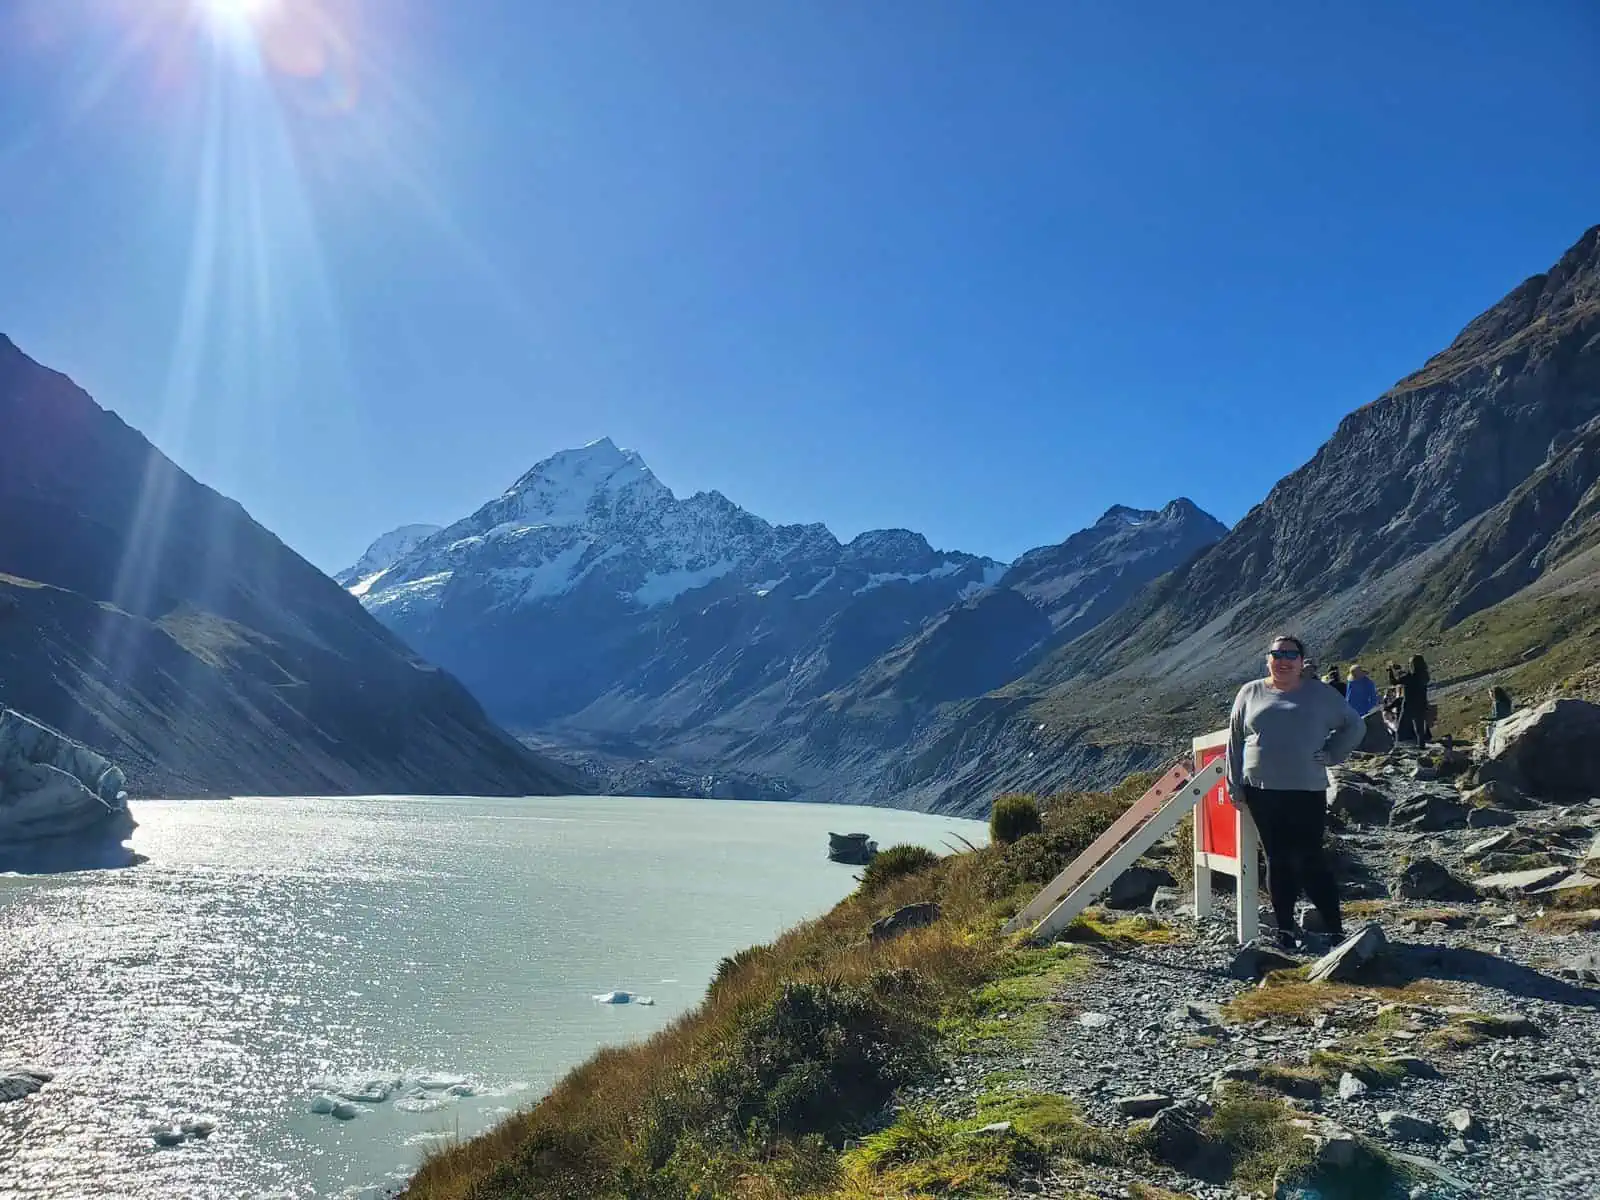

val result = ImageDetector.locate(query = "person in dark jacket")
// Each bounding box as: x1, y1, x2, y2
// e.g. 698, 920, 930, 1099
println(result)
1388, 656, 1431, 747
1323, 665, 1347, 697
1227, 635, 1364, 949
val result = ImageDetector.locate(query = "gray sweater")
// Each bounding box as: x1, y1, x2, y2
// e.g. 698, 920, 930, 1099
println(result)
1226, 677, 1364, 794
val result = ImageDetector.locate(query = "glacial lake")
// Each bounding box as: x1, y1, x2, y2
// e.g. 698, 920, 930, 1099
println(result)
0, 795, 987, 1199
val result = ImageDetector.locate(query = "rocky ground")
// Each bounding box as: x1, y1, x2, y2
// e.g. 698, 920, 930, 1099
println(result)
900, 726, 1600, 1200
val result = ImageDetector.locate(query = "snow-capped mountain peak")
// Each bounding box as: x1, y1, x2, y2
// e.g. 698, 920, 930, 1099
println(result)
502, 437, 667, 526
335, 523, 442, 588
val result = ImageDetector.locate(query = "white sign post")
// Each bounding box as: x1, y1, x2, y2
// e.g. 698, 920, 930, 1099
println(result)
1190, 728, 1260, 945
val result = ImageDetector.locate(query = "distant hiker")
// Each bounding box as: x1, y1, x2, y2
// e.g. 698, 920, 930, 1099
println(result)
1323, 665, 1347, 697
1490, 686, 1513, 721
1226, 635, 1364, 950
1345, 664, 1380, 716
1388, 655, 1431, 747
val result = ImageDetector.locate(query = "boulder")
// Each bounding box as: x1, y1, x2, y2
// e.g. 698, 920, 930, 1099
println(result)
1486, 699, 1600, 798
1338, 1072, 1368, 1100
1357, 709, 1393, 754
1587, 832, 1600, 866
1327, 770, 1393, 826
1466, 806, 1518, 828
1462, 778, 1534, 811
1389, 793, 1467, 832
1228, 941, 1300, 981
1464, 831, 1518, 862
1444, 1108, 1486, 1140
1393, 858, 1476, 902
1474, 866, 1573, 897
1378, 1110, 1442, 1142
1105, 864, 1176, 910
1532, 871, 1600, 897
869, 902, 941, 942
1115, 1093, 1176, 1118
1141, 1105, 1201, 1164
1307, 922, 1387, 984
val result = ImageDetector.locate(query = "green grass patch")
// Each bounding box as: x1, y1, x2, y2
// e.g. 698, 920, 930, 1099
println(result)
1059, 911, 1178, 946
842, 1091, 1132, 1198
941, 943, 1088, 1050
1308, 1048, 1409, 1088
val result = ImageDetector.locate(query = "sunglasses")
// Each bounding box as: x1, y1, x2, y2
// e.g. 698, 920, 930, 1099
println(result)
1268, 649, 1302, 660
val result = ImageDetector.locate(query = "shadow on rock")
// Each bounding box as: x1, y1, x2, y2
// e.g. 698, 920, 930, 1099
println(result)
1374, 941, 1600, 1010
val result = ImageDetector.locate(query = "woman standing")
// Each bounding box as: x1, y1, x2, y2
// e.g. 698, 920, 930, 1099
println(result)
1389, 655, 1431, 747
1227, 635, 1365, 949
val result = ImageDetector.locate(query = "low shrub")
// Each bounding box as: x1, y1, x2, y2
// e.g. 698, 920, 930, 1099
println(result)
858, 843, 940, 896
990, 793, 1043, 845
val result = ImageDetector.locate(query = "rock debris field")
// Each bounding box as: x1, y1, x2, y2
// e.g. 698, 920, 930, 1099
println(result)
905, 702, 1600, 1199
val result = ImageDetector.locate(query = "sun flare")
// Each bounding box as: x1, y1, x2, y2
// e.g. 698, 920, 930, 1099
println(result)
195, 0, 278, 27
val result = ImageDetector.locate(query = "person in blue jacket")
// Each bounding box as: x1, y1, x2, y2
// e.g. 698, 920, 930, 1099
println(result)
1344, 664, 1380, 716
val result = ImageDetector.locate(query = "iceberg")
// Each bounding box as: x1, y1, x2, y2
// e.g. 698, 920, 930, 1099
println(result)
0, 708, 135, 866
593, 990, 633, 1004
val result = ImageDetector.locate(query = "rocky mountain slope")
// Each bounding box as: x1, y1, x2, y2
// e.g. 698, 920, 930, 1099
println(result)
0, 335, 576, 798
347, 445, 1222, 796
768, 223, 1600, 815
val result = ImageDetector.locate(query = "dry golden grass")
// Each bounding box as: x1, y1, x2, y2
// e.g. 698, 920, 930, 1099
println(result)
1531, 907, 1600, 933
1222, 974, 1453, 1027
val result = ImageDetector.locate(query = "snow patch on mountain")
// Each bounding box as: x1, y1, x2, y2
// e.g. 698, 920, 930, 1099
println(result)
336, 523, 442, 586
632, 561, 735, 606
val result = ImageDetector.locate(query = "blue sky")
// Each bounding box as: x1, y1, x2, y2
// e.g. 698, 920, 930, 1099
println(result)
1, 1, 1596, 573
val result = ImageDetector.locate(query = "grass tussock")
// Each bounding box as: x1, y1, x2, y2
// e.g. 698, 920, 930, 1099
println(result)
408, 780, 1157, 1199
1059, 911, 1178, 946
858, 844, 941, 897
1202, 1094, 1319, 1193
1221, 973, 1453, 1027
1423, 1010, 1545, 1053
990, 793, 1043, 845
1531, 907, 1600, 933
1308, 1048, 1409, 1088
839, 1090, 1132, 1198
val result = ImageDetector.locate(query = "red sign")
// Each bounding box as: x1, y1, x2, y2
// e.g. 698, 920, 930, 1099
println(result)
1196, 745, 1238, 859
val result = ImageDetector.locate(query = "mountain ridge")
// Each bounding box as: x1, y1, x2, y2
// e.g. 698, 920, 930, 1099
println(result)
0, 334, 577, 799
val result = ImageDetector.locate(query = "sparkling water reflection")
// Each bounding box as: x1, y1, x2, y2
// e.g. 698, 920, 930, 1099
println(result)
0, 795, 986, 1198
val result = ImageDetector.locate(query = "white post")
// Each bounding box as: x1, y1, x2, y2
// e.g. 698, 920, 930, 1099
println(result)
1235, 805, 1260, 944
1192, 804, 1212, 919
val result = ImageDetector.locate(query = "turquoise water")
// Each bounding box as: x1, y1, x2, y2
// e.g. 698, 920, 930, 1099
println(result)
0, 795, 985, 1199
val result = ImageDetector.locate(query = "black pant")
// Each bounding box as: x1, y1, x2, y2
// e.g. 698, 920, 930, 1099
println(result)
1397, 706, 1428, 747
1242, 785, 1342, 936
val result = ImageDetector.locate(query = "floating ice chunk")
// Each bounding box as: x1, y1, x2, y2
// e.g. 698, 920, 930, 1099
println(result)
152, 1126, 186, 1147
331, 1101, 360, 1120
0, 1064, 52, 1103
414, 1073, 468, 1091
593, 990, 633, 1004
309, 1093, 341, 1115
635, 996, 655, 1007
393, 1094, 449, 1114
315, 1074, 401, 1103
180, 1117, 217, 1139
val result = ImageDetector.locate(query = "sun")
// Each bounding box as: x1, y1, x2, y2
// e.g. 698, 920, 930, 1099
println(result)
195, 0, 278, 27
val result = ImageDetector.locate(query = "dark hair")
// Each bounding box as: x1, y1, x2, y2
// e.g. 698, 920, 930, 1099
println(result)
1269, 633, 1305, 656
1410, 654, 1428, 682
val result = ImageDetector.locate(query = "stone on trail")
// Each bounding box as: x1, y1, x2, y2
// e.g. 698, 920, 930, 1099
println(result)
1533, 871, 1600, 897
1114, 1092, 1175, 1118
1228, 940, 1301, 981
1077, 1011, 1112, 1028
1463, 830, 1518, 861
1466, 806, 1518, 828
1526, 1068, 1578, 1084
1307, 922, 1387, 984
869, 901, 941, 941
1105, 864, 1176, 909
1378, 1110, 1443, 1142
1142, 1104, 1201, 1164
1473, 866, 1573, 897
1462, 778, 1533, 811
1487, 698, 1600, 797
1444, 1107, 1485, 1140
1389, 793, 1468, 832
1382, 1055, 1440, 1078
1393, 857, 1476, 901
1338, 1071, 1368, 1100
